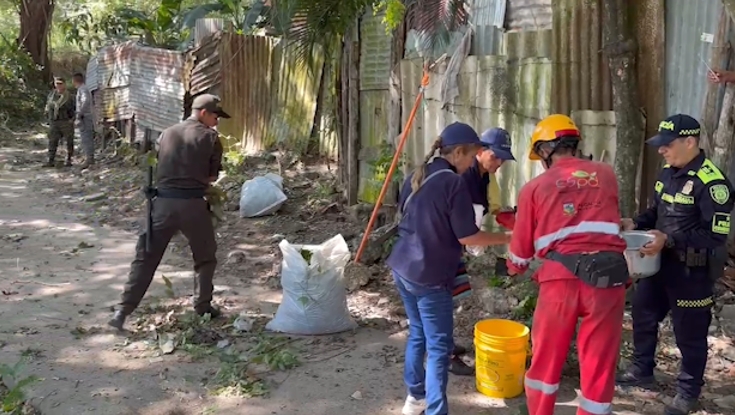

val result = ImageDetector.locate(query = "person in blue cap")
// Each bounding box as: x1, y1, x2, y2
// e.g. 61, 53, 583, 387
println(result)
446, 127, 517, 377
388, 122, 511, 415
617, 114, 734, 415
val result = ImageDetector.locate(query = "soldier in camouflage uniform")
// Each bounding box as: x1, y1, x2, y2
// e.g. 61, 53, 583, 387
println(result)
43, 77, 76, 167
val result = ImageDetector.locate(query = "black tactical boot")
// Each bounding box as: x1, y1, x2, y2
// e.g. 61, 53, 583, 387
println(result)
453, 344, 468, 356
448, 355, 474, 376
196, 305, 221, 319
42, 158, 55, 168
64, 158, 72, 167
664, 394, 697, 415
615, 368, 655, 387
108, 310, 127, 330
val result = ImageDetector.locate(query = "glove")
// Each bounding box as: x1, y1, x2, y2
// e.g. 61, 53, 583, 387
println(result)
495, 211, 516, 230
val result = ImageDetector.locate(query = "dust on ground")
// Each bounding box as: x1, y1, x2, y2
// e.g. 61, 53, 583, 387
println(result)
1, 129, 735, 415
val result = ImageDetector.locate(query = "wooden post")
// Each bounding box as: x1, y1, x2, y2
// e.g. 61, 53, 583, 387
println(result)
701, 13, 731, 152
602, 0, 646, 217
346, 23, 361, 205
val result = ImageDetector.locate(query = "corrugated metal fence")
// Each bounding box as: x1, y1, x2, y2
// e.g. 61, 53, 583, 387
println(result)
188, 33, 330, 156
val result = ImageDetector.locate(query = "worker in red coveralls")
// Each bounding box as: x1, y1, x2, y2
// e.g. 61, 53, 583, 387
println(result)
506, 114, 630, 415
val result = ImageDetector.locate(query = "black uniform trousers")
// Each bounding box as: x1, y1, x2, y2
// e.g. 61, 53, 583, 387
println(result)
120, 197, 217, 314
630, 250, 714, 399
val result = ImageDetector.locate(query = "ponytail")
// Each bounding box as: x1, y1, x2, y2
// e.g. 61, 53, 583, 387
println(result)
411, 137, 442, 192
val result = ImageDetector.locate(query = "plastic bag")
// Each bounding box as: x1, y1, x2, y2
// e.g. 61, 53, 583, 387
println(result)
239, 173, 287, 218
266, 234, 357, 335
466, 204, 486, 257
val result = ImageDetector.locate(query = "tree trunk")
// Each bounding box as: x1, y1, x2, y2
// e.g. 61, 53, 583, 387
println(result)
712, 82, 735, 171
18, 0, 55, 83
601, 0, 645, 217
346, 26, 361, 206
701, 12, 731, 153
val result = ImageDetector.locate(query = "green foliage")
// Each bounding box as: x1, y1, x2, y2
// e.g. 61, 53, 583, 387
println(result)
373, 0, 405, 33
0, 34, 46, 126
0, 357, 41, 414
367, 141, 406, 187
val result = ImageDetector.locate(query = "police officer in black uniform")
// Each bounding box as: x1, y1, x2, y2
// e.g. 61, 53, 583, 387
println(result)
616, 114, 734, 415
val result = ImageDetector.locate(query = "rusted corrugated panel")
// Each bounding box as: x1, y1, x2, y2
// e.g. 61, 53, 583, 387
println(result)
194, 18, 224, 46
96, 42, 135, 122
360, 10, 392, 90
188, 33, 223, 96
505, 0, 552, 31
85, 56, 99, 92
550, 0, 612, 114
130, 45, 186, 133
470, 0, 505, 56
265, 40, 324, 153
399, 55, 551, 208
217, 34, 278, 151
665, 0, 722, 118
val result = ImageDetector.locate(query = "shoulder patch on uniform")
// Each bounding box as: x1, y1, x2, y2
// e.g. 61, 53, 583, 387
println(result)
709, 184, 730, 205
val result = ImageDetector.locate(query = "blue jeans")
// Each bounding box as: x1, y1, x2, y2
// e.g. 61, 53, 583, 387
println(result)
394, 272, 454, 415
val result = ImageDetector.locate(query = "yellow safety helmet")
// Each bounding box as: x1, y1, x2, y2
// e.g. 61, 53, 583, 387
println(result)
528, 114, 581, 161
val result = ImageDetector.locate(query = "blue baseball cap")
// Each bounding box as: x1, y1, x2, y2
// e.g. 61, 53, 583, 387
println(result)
480, 128, 515, 161
439, 122, 487, 148
647, 114, 701, 147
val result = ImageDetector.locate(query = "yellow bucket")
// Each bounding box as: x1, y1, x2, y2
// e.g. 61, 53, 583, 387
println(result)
474, 319, 530, 399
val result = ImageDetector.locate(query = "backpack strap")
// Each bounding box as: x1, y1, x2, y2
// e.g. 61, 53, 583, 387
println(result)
400, 169, 454, 214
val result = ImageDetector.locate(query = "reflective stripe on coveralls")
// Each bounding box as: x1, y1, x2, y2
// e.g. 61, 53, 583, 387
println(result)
508, 220, 620, 267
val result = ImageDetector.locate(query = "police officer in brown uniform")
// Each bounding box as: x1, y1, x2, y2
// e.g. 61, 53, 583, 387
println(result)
108, 94, 230, 329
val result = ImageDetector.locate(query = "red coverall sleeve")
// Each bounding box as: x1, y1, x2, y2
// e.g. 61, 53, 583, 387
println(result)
506, 184, 536, 275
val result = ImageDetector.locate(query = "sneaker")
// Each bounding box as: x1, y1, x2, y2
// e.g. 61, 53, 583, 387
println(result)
664, 394, 697, 415
615, 368, 655, 387
402, 395, 425, 415
448, 355, 474, 376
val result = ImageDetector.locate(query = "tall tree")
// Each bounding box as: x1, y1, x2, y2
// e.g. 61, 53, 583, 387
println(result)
18, 0, 54, 82
601, 0, 645, 217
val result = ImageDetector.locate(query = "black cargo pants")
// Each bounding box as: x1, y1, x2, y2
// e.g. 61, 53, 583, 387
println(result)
630, 250, 714, 399
120, 197, 217, 314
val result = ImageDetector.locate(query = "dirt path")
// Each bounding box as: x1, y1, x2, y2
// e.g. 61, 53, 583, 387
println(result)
1, 138, 733, 415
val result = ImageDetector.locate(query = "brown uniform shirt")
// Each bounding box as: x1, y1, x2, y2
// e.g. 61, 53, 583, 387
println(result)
156, 117, 223, 190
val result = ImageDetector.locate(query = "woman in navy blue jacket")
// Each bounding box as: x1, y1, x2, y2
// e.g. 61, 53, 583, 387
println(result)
388, 122, 511, 415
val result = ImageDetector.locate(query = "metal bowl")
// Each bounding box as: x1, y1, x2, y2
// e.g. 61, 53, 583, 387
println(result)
621, 231, 661, 279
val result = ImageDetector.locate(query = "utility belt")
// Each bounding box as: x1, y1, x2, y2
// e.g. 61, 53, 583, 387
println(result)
667, 246, 727, 281
152, 188, 206, 199
546, 251, 629, 288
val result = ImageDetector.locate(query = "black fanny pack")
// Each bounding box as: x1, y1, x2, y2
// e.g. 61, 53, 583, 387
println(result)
546, 251, 629, 288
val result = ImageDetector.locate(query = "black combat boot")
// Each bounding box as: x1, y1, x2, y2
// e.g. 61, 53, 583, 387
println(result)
42, 157, 55, 168
448, 355, 474, 376
196, 305, 221, 318
64, 157, 72, 167
615, 367, 655, 387
453, 344, 467, 356
108, 310, 127, 330
664, 394, 697, 415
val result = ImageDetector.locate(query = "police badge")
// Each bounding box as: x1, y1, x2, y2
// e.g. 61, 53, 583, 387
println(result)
682, 180, 694, 195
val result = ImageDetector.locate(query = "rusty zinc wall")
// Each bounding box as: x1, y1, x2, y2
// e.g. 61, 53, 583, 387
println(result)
96, 41, 136, 122
130, 46, 186, 135
210, 34, 277, 152
188, 33, 328, 155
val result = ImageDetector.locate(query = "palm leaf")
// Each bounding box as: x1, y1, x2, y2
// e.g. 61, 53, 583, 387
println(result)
404, 0, 469, 52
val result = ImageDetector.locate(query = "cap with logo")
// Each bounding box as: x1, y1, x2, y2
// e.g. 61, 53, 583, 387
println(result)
53, 77, 65, 84
191, 94, 231, 119
439, 122, 487, 148
647, 114, 701, 147
480, 128, 515, 161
